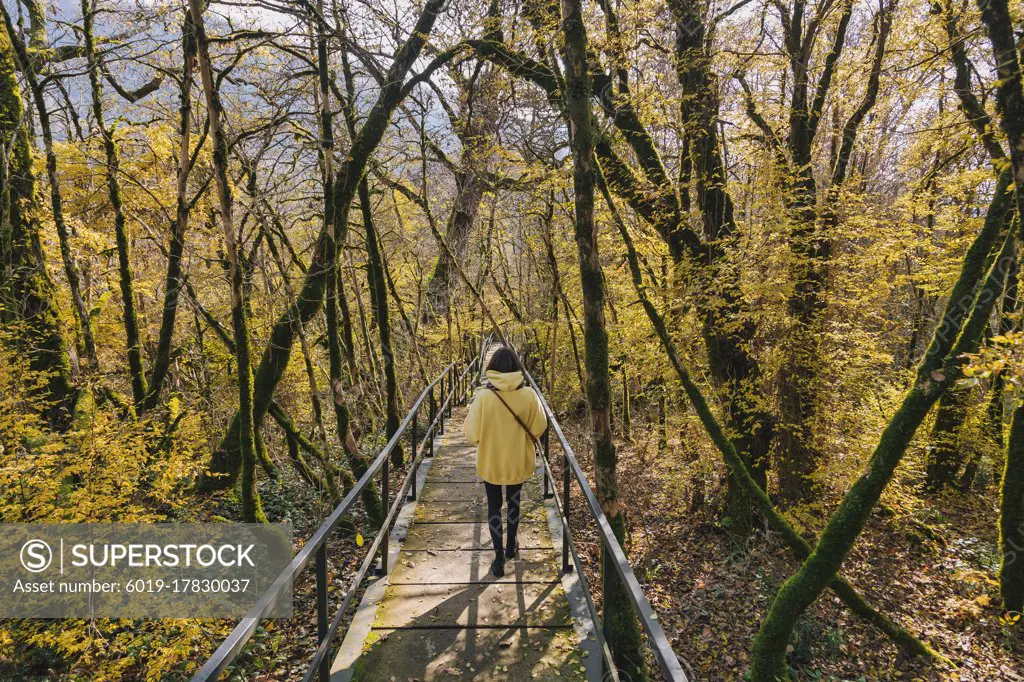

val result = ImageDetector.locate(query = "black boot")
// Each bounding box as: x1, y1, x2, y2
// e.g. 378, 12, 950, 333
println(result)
490, 551, 505, 578
504, 539, 518, 560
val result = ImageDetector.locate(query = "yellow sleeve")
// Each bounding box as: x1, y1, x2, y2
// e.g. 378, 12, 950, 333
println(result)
526, 389, 548, 438
464, 390, 483, 445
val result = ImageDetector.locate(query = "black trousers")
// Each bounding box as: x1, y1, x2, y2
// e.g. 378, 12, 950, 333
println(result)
484, 482, 522, 555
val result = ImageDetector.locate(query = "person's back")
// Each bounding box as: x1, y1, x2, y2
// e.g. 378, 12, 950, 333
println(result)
465, 368, 546, 484
463, 346, 547, 577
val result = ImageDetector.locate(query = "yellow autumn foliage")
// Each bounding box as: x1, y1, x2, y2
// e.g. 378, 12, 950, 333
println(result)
0, 341, 231, 679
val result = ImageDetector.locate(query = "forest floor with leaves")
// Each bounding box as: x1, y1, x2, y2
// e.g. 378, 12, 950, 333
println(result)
558, 419, 1024, 682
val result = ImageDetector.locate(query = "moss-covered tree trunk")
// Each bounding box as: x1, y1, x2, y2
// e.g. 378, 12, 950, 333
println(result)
360, 180, 402, 467
541, 203, 587, 399
977, 0, 1024, 223
378, 225, 429, 386
328, 18, 384, 519
143, 10, 196, 414
528, 0, 779, 522
200, 0, 446, 489
0, 21, 74, 428
336, 263, 359, 380
621, 365, 631, 441
752, 0, 850, 506
559, 1, 644, 677
772, 0, 894, 506
541, 197, 560, 394
974, 0, 1024, 616
349, 250, 381, 388
326, 265, 381, 520
81, 0, 147, 410
269, 400, 354, 493
999, 400, 1024, 612
331, 40, 359, 382
927, 218, 1015, 492
670, 0, 772, 530
262, 205, 337, 484
1, 5, 96, 371
774, 187, 827, 506
187, 0, 265, 523
424, 166, 486, 321
926, 387, 977, 492
423, 60, 500, 322
966, 255, 1018, 491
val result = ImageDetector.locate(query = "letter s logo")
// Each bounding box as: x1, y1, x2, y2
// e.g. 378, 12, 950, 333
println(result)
20, 539, 52, 573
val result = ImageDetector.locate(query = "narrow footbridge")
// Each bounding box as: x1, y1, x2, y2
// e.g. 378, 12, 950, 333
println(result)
191, 339, 689, 682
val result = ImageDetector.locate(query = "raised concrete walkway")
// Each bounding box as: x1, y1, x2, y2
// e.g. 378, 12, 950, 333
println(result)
330, 356, 593, 680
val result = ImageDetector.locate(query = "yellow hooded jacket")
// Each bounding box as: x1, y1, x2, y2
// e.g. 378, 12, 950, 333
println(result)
464, 369, 548, 485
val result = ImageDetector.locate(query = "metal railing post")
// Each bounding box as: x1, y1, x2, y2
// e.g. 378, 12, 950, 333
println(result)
542, 430, 553, 499
562, 460, 572, 574
378, 455, 390, 576
428, 386, 436, 456
438, 376, 445, 434
446, 366, 453, 417
315, 544, 329, 682
408, 410, 418, 501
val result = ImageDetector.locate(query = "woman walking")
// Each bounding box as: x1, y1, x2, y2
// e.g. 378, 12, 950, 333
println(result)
464, 346, 548, 577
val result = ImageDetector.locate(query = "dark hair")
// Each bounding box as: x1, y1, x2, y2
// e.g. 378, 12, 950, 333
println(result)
486, 346, 521, 373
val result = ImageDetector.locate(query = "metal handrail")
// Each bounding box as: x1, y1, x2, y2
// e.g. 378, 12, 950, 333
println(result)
191, 353, 481, 682
510, 339, 690, 681
536, 428, 622, 680
299, 357, 479, 682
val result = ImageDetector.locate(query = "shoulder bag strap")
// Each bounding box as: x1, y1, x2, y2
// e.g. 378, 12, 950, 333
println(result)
485, 383, 541, 449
